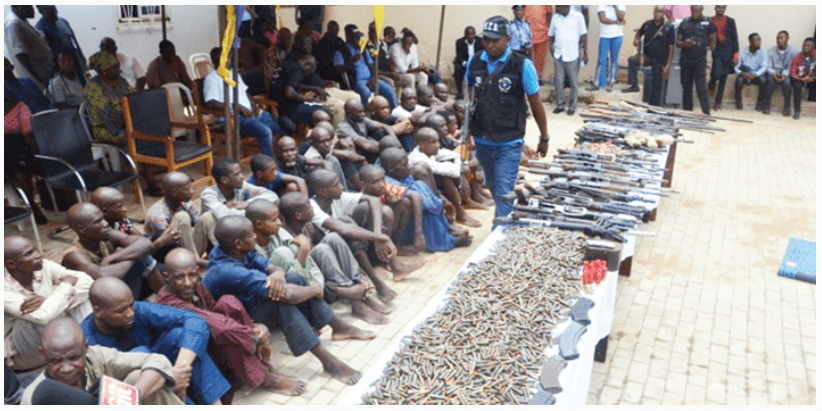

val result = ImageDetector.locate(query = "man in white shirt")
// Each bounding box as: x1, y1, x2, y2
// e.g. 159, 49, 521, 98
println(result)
548, 6, 588, 115
203, 47, 282, 157
590, 5, 626, 90
391, 87, 428, 121
389, 31, 429, 89
4, 5, 54, 90
200, 157, 279, 221
98, 37, 146, 90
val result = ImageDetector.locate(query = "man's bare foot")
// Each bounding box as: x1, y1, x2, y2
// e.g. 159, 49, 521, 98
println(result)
351, 299, 389, 325
364, 294, 392, 314
322, 357, 362, 385
388, 257, 424, 282
449, 225, 470, 237
454, 235, 473, 248
457, 213, 482, 228
375, 283, 398, 302
398, 245, 419, 256
472, 192, 495, 206
331, 323, 376, 341
463, 198, 490, 210
260, 366, 306, 396
256, 344, 273, 363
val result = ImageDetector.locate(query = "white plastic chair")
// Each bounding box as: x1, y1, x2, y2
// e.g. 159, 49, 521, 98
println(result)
189, 53, 213, 80
161, 82, 198, 142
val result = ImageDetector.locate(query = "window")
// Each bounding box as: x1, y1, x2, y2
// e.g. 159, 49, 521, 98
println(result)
118, 5, 171, 27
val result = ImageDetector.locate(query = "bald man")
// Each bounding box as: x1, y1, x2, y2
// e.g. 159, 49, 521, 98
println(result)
82, 277, 230, 404
276, 136, 328, 180
337, 98, 398, 164
90, 186, 181, 261
144, 171, 215, 263
202, 215, 374, 385
22, 317, 183, 405
304, 126, 354, 191
156, 249, 305, 396
391, 87, 428, 122
369, 95, 417, 153
62, 203, 164, 301
4, 236, 93, 373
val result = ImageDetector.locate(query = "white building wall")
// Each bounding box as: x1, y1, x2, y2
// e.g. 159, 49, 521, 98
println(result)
4, 5, 219, 76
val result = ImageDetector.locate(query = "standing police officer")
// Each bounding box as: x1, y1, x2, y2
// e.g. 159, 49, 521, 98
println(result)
677, 5, 716, 115
463, 16, 550, 219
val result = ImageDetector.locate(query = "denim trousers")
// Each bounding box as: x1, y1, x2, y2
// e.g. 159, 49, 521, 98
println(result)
474, 139, 524, 218
596, 36, 623, 86
238, 111, 281, 156
353, 78, 398, 108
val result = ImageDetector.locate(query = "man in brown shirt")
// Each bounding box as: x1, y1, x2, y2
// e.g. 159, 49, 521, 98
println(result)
146, 40, 193, 90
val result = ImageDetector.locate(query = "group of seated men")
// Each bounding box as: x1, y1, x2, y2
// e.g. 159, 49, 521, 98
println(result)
4, 71, 504, 403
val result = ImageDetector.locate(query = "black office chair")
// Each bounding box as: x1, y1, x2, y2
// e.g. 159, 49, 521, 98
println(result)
31, 108, 146, 236
5, 175, 44, 254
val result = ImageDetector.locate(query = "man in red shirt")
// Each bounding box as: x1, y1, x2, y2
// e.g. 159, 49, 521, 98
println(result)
524, 5, 553, 85
789, 37, 816, 120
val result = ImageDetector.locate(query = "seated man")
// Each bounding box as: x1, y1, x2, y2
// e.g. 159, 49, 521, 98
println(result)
369, 95, 416, 153
734, 33, 769, 112
333, 24, 397, 109
203, 215, 374, 385
144, 171, 216, 263
247, 198, 391, 324
337, 98, 398, 163
391, 87, 428, 121
201, 157, 279, 221
765, 30, 799, 117
304, 125, 359, 191
416, 84, 444, 110
307, 169, 423, 287
381, 147, 472, 252
82, 277, 230, 404
433, 83, 456, 109
22, 317, 184, 405
204, 47, 282, 156
359, 165, 427, 255
156, 248, 305, 396
276, 136, 328, 180
295, 53, 361, 128
268, 51, 326, 126
4, 236, 93, 373
789, 37, 815, 120
46, 52, 85, 109
249, 153, 309, 197
389, 30, 429, 89
90, 187, 180, 263
146, 40, 194, 90
62, 203, 163, 301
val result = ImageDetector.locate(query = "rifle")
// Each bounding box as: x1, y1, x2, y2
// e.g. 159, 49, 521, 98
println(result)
541, 188, 655, 221
622, 99, 754, 123
493, 215, 629, 243
458, 85, 474, 192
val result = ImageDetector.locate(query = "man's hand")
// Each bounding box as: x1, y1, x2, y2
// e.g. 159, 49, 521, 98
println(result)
633, 38, 640, 47
239, 106, 253, 117
172, 361, 193, 400
368, 76, 378, 90
226, 200, 249, 210
582, 53, 589, 64
266, 269, 287, 301
253, 323, 273, 362
442, 198, 456, 222
537, 138, 550, 158
684, 39, 696, 48
157, 224, 181, 248
375, 237, 396, 263
292, 234, 312, 252
352, 53, 362, 63
20, 295, 46, 315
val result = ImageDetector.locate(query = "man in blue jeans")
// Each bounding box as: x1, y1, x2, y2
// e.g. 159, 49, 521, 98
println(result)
204, 47, 281, 156
463, 16, 550, 219
333, 24, 397, 109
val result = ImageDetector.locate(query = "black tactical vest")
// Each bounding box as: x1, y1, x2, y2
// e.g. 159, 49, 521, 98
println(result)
468, 51, 527, 143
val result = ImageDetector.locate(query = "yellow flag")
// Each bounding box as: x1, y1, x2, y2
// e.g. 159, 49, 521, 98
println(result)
373, 5, 385, 40
276, 5, 283, 30
359, 37, 369, 53
218, 5, 237, 86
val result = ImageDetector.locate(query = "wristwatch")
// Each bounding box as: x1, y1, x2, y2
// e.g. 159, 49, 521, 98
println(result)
539, 136, 550, 142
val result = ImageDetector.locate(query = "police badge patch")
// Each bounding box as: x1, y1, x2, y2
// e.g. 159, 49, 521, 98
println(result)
498, 76, 512, 93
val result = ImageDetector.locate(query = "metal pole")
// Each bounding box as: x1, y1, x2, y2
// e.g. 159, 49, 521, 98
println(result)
232, 47, 240, 159
161, 6, 167, 40
373, 37, 379, 98
435, 6, 445, 73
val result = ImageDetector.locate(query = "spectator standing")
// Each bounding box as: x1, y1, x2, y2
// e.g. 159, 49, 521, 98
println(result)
548, 6, 588, 115
621, 6, 674, 107
4, 57, 54, 114
35, 6, 86, 85
314, 21, 346, 85
676, 5, 716, 115
98, 37, 147, 91
764, 31, 799, 116
47, 52, 86, 108
734, 33, 768, 112
590, 5, 626, 91
146, 40, 194, 90
524, 5, 552, 85
708, 5, 738, 111
84, 52, 133, 143
454, 26, 483, 98
789, 37, 815, 120
508, 6, 533, 59
4, 5, 54, 91
570, 5, 590, 29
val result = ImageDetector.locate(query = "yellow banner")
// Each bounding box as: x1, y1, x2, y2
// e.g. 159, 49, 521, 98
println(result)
359, 37, 369, 53
218, 5, 237, 86
276, 5, 283, 30
373, 5, 385, 40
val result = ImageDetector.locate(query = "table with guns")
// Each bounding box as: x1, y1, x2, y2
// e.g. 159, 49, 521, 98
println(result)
340, 100, 750, 405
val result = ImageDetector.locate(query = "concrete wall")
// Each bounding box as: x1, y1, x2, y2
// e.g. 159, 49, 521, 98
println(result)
4, 5, 219, 76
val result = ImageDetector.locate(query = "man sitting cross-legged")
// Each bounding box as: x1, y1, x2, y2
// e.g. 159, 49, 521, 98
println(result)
369, 95, 416, 153
22, 317, 184, 405
62, 203, 164, 301
246, 197, 392, 324
382, 147, 473, 252
81, 277, 231, 404
89, 187, 180, 262
144, 171, 216, 266
202, 215, 374, 385
248, 153, 309, 197
156, 248, 305, 396
201, 157, 279, 221
4, 236, 93, 374
307, 169, 424, 288
337, 98, 398, 164
358, 164, 427, 256
276, 136, 329, 180
304, 125, 361, 191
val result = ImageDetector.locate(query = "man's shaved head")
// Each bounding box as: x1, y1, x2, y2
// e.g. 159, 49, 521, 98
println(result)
89, 187, 127, 222
5, 236, 32, 262
4, 236, 43, 274
245, 198, 276, 225
312, 109, 332, 125
380, 147, 406, 169
369, 95, 391, 121
309, 125, 332, 142
424, 113, 446, 129
89, 277, 134, 309
307, 168, 338, 194
379, 135, 402, 152
89, 187, 122, 206
359, 164, 384, 183
161, 171, 191, 192
66, 202, 106, 234
279, 192, 309, 223
417, 84, 434, 106
214, 215, 254, 250
343, 98, 363, 115
433, 83, 450, 101
414, 127, 439, 144
278, 136, 297, 151
164, 247, 197, 273
39, 317, 88, 388
41, 317, 86, 351
315, 121, 335, 135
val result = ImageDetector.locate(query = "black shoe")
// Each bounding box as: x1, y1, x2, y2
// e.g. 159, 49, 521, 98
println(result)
567, 108, 576, 115
553, 107, 565, 114
585, 85, 600, 91
34, 210, 48, 225
735, 102, 743, 110
621, 86, 640, 93
794, 112, 801, 120
783, 109, 791, 117
762, 109, 770, 115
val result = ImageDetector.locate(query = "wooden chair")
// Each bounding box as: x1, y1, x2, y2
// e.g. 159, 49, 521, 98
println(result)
122, 89, 215, 191
192, 78, 259, 166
